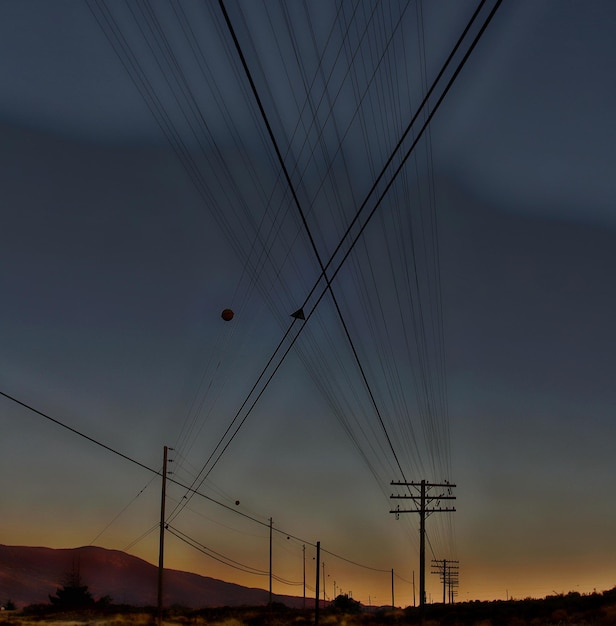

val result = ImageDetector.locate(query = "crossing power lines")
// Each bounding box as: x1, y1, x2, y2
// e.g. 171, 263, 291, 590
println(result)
4, 0, 504, 605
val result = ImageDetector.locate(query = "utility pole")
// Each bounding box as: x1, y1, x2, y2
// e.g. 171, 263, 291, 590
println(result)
431, 558, 445, 604
442, 560, 447, 604
390, 480, 456, 609
431, 559, 459, 604
391, 568, 395, 609
315, 542, 320, 626
269, 517, 273, 605
322, 561, 326, 604
157, 446, 169, 626
449, 563, 460, 603
303, 544, 306, 610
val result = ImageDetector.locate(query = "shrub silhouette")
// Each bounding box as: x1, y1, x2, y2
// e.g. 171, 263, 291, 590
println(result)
331, 594, 362, 614
49, 568, 95, 609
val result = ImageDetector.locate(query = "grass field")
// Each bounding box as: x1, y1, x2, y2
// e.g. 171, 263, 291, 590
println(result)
2, 591, 616, 626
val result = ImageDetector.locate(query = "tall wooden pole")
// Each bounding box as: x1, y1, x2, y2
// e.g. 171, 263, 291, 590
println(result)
303, 544, 306, 610
419, 479, 426, 608
157, 445, 168, 626
391, 568, 395, 609
314, 541, 320, 626
442, 559, 447, 604
269, 517, 273, 605
322, 562, 325, 604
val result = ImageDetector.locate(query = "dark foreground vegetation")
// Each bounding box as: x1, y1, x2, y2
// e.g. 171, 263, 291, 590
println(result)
2, 588, 616, 625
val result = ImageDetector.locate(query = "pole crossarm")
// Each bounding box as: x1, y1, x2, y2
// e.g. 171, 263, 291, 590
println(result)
390, 507, 456, 514
391, 481, 456, 487
390, 494, 456, 499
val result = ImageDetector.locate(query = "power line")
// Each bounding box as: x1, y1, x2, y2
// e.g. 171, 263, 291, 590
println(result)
183, 0, 501, 490
1, 389, 399, 576
120, 7, 505, 566
89, 475, 159, 546
83, 2, 484, 501
167, 525, 269, 577
0, 389, 158, 475
217, 0, 408, 485
22, 0, 503, 582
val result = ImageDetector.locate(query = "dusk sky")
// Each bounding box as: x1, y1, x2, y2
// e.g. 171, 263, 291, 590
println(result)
2, 0, 616, 606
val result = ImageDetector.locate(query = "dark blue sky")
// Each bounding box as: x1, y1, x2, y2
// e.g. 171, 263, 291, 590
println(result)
1, 0, 615, 603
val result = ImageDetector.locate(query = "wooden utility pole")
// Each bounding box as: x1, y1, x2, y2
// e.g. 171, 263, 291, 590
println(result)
390, 480, 456, 609
157, 445, 169, 626
269, 517, 273, 605
442, 559, 447, 604
449, 562, 460, 603
322, 561, 326, 604
315, 541, 320, 626
433, 558, 447, 604
303, 544, 306, 610
431, 559, 459, 604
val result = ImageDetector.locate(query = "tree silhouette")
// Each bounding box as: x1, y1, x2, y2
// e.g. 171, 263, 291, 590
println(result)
49, 567, 95, 609
331, 594, 362, 614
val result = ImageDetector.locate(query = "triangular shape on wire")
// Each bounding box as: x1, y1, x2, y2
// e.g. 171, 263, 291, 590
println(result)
291, 308, 305, 320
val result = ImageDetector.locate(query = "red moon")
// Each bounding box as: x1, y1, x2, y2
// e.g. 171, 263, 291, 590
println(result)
221, 308, 234, 321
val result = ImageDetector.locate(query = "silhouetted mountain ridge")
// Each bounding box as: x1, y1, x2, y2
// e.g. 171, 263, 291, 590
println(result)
0, 544, 303, 609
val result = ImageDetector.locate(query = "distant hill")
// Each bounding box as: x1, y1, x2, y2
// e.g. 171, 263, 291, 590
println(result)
0, 544, 305, 609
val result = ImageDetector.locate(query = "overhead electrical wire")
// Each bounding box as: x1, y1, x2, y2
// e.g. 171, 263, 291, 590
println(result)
85, 0, 293, 473
0, 389, 158, 475
132, 0, 502, 532
167, 525, 270, 577
2, 1, 510, 603
219, 0, 408, 482
333, 0, 432, 483
260, 0, 446, 501
0, 388, 398, 576
86, 1, 416, 498
250, 0, 411, 489
159, 0, 404, 502
212, 0, 497, 564
209, 0, 484, 498
87, 0, 293, 302
191, 0, 500, 483
89, 474, 159, 546
159, 11, 500, 580
80, 0, 503, 580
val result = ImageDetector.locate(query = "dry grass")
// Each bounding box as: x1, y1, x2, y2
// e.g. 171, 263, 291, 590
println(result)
3, 600, 615, 626
0, 614, 157, 626
1, 612, 323, 626
0, 612, 312, 626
